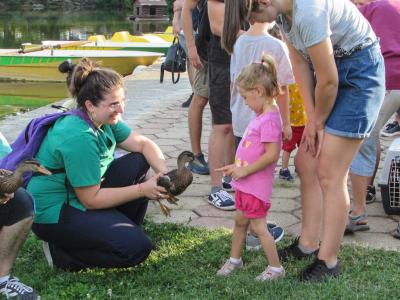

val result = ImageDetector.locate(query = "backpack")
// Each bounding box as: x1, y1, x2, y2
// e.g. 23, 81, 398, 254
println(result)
160, 37, 187, 84
195, 0, 211, 62
0, 109, 94, 187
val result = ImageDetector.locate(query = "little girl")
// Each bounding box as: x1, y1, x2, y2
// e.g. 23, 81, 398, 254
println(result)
216, 54, 284, 281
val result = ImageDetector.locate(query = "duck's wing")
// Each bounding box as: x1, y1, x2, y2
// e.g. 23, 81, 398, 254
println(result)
168, 168, 193, 196
0, 169, 12, 177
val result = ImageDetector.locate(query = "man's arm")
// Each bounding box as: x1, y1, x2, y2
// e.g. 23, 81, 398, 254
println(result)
182, 0, 203, 69
172, 0, 183, 36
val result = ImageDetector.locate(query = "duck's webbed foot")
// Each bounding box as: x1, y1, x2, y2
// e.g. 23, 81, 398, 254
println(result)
156, 200, 171, 217
166, 193, 179, 205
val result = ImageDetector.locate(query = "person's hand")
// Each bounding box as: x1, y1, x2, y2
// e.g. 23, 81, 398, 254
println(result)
215, 164, 248, 181
172, 21, 181, 36
301, 120, 317, 156
282, 124, 292, 141
315, 128, 324, 158
0, 193, 14, 205
188, 44, 203, 69
140, 174, 168, 200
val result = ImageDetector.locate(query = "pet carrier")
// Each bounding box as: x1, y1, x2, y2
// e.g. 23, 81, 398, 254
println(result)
378, 138, 400, 215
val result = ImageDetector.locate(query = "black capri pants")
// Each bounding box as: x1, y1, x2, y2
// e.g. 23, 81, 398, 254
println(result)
32, 152, 153, 271
0, 188, 35, 229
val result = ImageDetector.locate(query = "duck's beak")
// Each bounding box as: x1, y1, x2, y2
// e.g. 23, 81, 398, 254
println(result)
36, 165, 52, 175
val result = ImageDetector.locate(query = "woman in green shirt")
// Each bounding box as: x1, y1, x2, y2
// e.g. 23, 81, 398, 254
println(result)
30, 58, 168, 271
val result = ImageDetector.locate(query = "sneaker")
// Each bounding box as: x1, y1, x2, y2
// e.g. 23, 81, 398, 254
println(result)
0, 276, 39, 299
216, 259, 243, 276
300, 258, 341, 282
42, 241, 54, 268
208, 189, 235, 210
188, 153, 209, 175
279, 168, 294, 182
366, 185, 376, 204
381, 121, 400, 137
246, 225, 285, 250
181, 93, 193, 108
345, 212, 370, 234
255, 266, 285, 281
222, 176, 234, 192
392, 223, 400, 240
278, 237, 319, 262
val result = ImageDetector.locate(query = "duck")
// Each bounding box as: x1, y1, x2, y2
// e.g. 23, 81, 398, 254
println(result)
156, 151, 195, 216
0, 159, 52, 196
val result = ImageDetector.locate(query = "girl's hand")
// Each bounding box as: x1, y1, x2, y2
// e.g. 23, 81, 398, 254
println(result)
215, 164, 249, 181
301, 121, 317, 156
230, 167, 249, 181
0, 193, 14, 205
282, 124, 293, 141
215, 164, 235, 177
140, 174, 168, 200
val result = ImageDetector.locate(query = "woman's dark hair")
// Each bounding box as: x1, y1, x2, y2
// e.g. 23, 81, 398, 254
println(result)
68, 58, 124, 109
58, 59, 76, 88
221, 0, 255, 54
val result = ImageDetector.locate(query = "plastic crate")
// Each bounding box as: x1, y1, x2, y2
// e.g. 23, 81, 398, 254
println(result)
378, 138, 400, 215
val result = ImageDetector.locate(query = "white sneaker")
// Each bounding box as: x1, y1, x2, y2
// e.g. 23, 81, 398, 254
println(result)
256, 266, 285, 281
42, 241, 54, 268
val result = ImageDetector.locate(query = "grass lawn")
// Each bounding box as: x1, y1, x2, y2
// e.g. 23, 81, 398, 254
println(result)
13, 222, 400, 300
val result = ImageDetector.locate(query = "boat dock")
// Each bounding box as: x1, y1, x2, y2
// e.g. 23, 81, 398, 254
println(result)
0, 62, 399, 251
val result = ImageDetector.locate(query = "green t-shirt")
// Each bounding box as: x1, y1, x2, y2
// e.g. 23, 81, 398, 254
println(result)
27, 115, 131, 224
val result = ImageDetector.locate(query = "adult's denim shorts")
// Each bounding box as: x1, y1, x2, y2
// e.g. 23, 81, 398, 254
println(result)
325, 43, 385, 139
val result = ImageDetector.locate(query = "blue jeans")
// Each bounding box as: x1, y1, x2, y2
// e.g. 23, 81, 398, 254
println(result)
325, 43, 385, 139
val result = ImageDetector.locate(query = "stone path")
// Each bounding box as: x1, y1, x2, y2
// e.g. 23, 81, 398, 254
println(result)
1, 63, 399, 251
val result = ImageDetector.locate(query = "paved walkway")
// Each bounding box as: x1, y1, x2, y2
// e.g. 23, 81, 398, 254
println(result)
1, 63, 399, 251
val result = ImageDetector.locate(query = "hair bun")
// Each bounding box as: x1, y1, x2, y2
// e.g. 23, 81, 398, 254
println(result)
58, 59, 74, 74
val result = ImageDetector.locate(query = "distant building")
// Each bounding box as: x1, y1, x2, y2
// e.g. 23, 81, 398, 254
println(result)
132, 0, 169, 20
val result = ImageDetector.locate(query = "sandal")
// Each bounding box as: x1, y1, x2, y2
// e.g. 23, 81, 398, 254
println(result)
345, 212, 370, 234
392, 223, 400, 240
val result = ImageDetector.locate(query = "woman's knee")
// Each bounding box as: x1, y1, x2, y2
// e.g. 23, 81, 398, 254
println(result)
117, 229, 153, 260
294, 149, 317, 179
12, 188, 35, 219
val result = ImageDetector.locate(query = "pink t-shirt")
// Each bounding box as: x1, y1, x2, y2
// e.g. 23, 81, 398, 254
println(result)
359, 0, 400, 90
232, 111, 282, 203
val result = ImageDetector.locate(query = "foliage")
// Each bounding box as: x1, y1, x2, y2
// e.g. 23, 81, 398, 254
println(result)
95, 0, 132, 10
14, 221, 400, 299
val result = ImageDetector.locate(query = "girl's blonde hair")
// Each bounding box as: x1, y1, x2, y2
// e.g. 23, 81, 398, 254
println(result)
236, 54, 281, 98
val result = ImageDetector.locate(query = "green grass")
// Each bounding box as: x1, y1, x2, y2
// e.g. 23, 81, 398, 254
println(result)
13, 222, 400, 300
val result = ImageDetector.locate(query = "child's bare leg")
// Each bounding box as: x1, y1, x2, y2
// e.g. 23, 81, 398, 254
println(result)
231, 210, 249, 259
250, 218, 280, 267
281, 150, 291, 169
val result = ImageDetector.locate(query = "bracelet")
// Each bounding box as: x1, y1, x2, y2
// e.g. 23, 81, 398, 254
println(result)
138, 183, 143, 195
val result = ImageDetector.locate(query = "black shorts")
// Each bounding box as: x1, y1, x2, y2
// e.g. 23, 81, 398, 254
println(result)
0, 188, 34, 228
208, 62, 232, 125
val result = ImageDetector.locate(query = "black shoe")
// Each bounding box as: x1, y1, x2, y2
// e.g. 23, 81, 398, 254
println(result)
366, 185, 376, 204
300, 258, 341, 282
181, 93, 193, 108
278, 237, 319, 261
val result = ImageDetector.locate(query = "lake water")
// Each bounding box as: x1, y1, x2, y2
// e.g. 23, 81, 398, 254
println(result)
0, 10, 169, 119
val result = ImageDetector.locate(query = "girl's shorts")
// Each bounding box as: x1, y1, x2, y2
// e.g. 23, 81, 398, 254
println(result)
235, 190, 271, 219
325, 43, 385, 139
